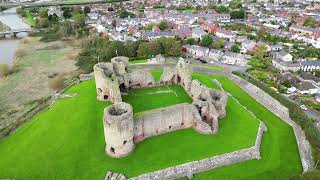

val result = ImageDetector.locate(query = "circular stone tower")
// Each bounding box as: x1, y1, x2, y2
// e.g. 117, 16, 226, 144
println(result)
103, 102, 134, 158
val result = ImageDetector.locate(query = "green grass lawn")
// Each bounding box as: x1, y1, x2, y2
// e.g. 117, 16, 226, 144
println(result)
129, 59, 148, 64
0, 70, 301, 180
122, 85, 192, 113
25, 10, 35, 27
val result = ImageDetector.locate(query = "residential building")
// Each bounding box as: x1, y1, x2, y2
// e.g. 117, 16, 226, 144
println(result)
293, 81, 319, 95
221, 51, 248, 66
175, 25, 192, 39
289, 24, 320, 38
184, 45, 209, 57
272, 58, 300, 72
215, 28, 236, 42
301, 61, 320, 72
192, 27, 207, 40
208, 49, 223, 61
142, 31, 175, 40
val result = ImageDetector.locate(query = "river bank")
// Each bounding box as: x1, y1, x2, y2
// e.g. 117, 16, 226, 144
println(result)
0, 7, 31, 66
0, 36, 80, 138
0, 40, 19, 66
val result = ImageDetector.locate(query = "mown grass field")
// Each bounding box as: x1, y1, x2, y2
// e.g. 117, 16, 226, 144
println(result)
0, 70, 267, 180
122, 85, 192, 113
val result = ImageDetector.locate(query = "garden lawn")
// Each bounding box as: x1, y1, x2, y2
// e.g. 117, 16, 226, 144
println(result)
122, 85, 192, 113
0, 71, 262, 180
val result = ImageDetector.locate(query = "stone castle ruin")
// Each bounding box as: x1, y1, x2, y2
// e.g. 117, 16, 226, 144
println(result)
94, 57, 227, 158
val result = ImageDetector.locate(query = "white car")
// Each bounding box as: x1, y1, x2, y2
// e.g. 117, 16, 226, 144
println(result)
300, 105, 307, 111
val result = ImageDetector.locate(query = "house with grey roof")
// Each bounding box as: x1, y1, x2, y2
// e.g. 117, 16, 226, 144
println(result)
271, 45, 283, 52
142, 31, 175, 41
192, 27, 207, 40
221, 51, 248, 66
272, 58, 300, 72
274, 51, 293, 62
208, 49, 223, 61
184, 45, 209, 57
293, 81, 319, 95
301, 61, 320, 72
241, 39, 256, 53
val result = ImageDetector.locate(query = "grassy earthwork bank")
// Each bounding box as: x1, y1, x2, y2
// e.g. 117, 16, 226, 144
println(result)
0, 70, 301, 179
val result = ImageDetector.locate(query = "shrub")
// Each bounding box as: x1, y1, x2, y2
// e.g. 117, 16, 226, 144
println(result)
0, 64, 10, 77
48, 74, 65, 91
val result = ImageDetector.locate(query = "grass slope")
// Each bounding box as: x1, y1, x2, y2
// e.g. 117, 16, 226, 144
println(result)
0, 72, 262, 180
150, 70, 302, 179
122, 85, 192, 113
193, 72, 302, 180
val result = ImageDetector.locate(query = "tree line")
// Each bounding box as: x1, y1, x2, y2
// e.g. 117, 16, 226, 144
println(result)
76, 36, 182, 72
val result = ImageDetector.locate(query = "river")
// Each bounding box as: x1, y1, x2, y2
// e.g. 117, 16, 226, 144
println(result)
0, 7, 31, 66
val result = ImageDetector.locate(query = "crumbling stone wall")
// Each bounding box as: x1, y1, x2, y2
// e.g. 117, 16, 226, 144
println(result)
230, 74, 314, 172
122, 70, 155, 89
99, 57, 228, 158
133, 103, 205, 142
105, 122, 267, 180
94, 57, 156, 103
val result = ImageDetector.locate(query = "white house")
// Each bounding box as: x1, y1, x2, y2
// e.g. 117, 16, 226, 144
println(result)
221, 51, 248, 66
215, 28, 236, 42
293, 81, 319, 95
208, 49, 223, 61
274, 51, 293, 62
272, 58, 300, 72
184, 45, 209, 57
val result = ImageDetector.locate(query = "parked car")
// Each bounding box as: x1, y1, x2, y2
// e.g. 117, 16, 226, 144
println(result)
300, 105, 308, 111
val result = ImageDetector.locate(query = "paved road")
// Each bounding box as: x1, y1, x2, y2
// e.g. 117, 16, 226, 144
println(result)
285, 95, 320, 123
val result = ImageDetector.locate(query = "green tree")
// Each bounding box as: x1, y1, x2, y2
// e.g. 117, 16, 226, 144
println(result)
230, 9, 245, 19
145, 22, 157, 30
200, 35, 213, 47
38, 8, 48, 18
84, 6, 91, 14
125, 40, 141, 57
157, 37, 181, 56
36, 17, 49, 28
231, 44, 240, 53
73, 13, 86, 28
137, 42, 151, 57
257, 27, 266, 39
253, 45, 267, 60
118, 10, 135, 18
62, 8, 73, 19
215, 5, 228, 13
229, 0, 242, 9
211, 38, 224, 49
186, 38, 195, 45
148, 40, 162, 55
158, 20, 168, 30
303, 17, 317, 28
